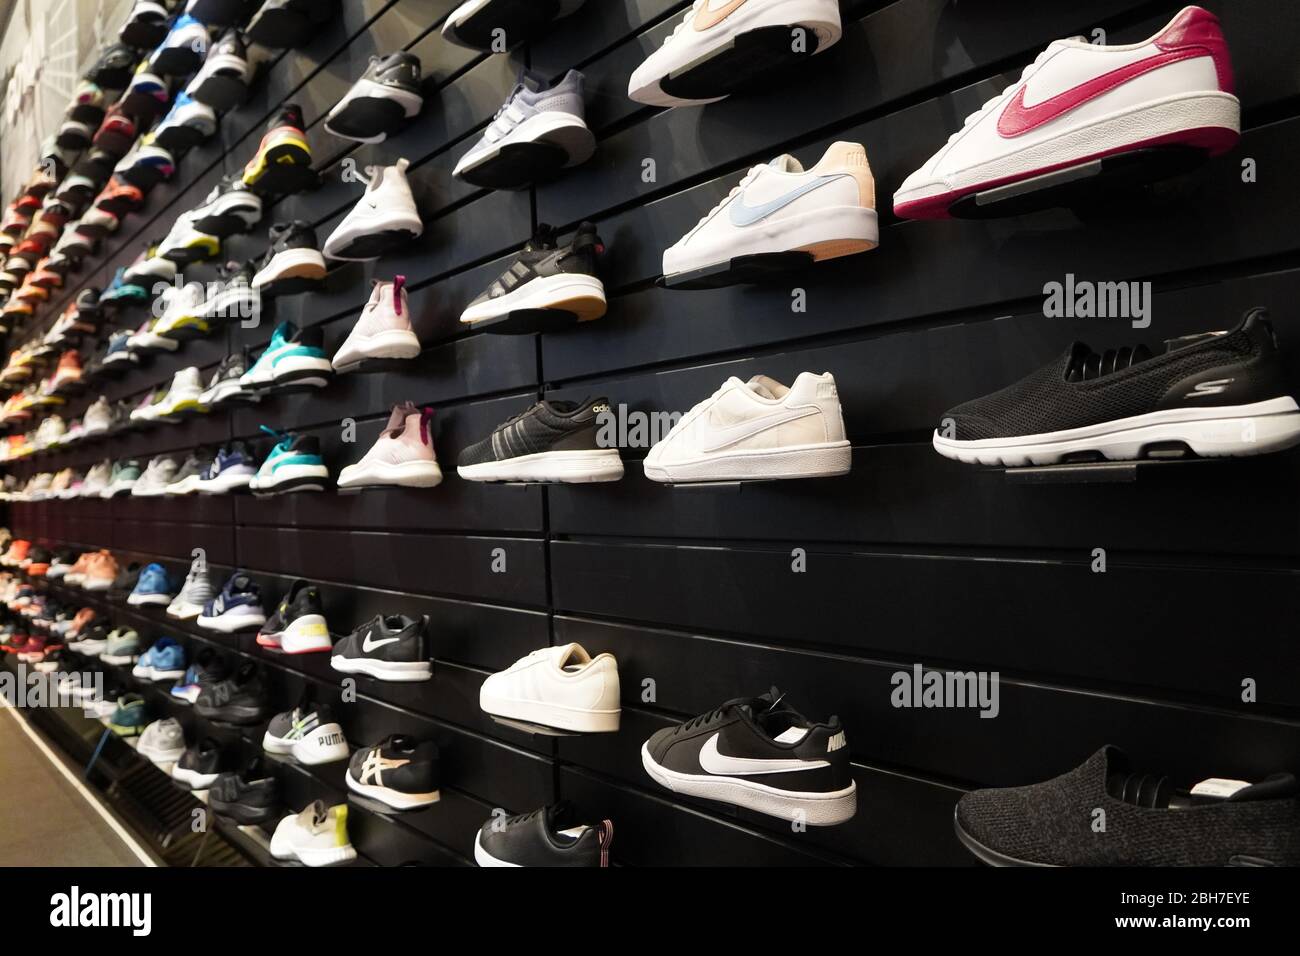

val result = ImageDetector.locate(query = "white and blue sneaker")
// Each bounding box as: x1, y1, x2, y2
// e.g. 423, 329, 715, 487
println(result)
127, 562, 176, 607
150, 13, 211, 76
196, 441, 258, 494
249, 427, 330, 495
132, 637, 188, 681
153, 91, 218, 151
239, 320, 333, 391
197, 570, 267, 633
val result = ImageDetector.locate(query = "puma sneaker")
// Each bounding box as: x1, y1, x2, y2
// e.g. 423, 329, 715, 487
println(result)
263, 697, 349, 764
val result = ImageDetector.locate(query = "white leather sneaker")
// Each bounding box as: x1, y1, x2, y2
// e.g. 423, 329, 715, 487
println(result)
479, 643, 620, 733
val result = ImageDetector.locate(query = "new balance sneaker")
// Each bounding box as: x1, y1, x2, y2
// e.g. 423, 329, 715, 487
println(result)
102, 626, 142, 664
454, 70, 594, 189
323, 159, 423, 260
167, 555, 216, 618
241, 321, 332, 392
628, 0, 841, 107
332, 276, 420, 371
480, 643, 620, 733
245, 0, 336, 48
171, 647, 227, 704
645, 372, 850, 482
442, 0, 583, 52
200, 352, 260, 407
196, 441, 259, 493
171, 736, 229, 789
269, 801, 356, 867
256, 578, 331, 653
460, 222, 605, 328
127, 562, 176, 606
262, 698, 348, 763
195, 660, 271, 724
250, 429, 329, 494
331, 614, 431, 682
642, 687, 857, 825
325, 53, 423, 144
457, 397, 624, 483
130, 456, 181, 497
186, 28, 251, 110
153, 91, 218, 151
346, 735, 440, 810
337, 403, 442, 489
208, 757, 279, 823
895, 6, 1240, 220
474, 804, 612, 867
132, 637, 187, 681
101, 459, 142, 497
663, 142, 877, 288
197, 571, 266, 631
242, 103, 314, 193
150, 13, 210, 76
933, 309, 1300, 466
190, 177, 263, 236
251, 221, 326, 295
164, 450, 213, 496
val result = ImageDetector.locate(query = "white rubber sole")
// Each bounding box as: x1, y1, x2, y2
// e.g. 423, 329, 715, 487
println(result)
252, 248, 327, 289
460, 272, 606, 325
166, 601, 206, 619
346, 772, 440, 809
200, 380, 258, 407
473, 831, 519, 867
331, 329, 421, 370
455, 111, 596, 178
171, 766, 218, 790
330, 655, 431, 682
197, 469, 255, 494
644, 439, 851, 483
101, 652, 139, 665
458, 449, 624, 484
126, 593, 172, 606
641, 743, 857, 825
323, 209, 425, 260
280, 614, 333, 654
932, 397, 1300, 467
337, 458, 443, 489
269, 833, 357, 867
479, 691, 620, 733
250, 463, 330, 494
196, 608, 266, 632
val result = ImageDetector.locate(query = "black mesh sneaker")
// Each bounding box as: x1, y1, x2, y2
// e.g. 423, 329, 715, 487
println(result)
188, 29, 251, 111
251, 221, 326, 297
456, 397, 624, 483
84, 44, 139, 89
641, 687, 857, 826
934, 308, 1300, 466
324, 53, 424, 144
955, 746, 1300, 867
330, 614, 431, 682
459, 222, 606, 328
208, 756, 279, 824
171, 736, 232, 790
256, 578, 331, 654
194, 660, 272, 724
474, 803, 613, 868
245, 0, 337, 48
346, 735, 441, 810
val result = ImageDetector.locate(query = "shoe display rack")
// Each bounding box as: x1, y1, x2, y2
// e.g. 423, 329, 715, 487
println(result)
1, 0, 1298, 868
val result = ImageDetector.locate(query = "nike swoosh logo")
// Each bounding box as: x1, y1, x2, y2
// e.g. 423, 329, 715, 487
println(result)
362, 629, 399, 652
698, 733, 827, 776
695, 0, 749, 31
997, 48, 1202, 137
729, 175, 841, 227
699, 406, 817, 453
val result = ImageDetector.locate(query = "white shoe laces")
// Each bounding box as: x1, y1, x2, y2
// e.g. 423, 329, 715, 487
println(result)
949, 48, 1053, 143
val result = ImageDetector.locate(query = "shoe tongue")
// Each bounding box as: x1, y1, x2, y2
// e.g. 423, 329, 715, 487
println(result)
767, 154, 803, 174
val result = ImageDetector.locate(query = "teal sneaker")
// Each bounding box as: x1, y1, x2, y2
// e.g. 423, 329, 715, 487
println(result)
239, 320, 332, 392
250, 427, 329, 495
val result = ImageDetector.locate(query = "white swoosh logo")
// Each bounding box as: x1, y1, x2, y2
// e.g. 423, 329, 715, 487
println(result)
699, 407, 817, 453
362, 629, 399, 652
697, 733, 827, 776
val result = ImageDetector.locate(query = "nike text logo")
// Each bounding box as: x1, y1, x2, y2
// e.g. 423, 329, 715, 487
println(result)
698, 733, 828, 776
700, 406, 818, 453
729, 176, 841, 227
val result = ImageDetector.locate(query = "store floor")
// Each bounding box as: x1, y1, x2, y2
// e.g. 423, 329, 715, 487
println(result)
0, 706, 148, 866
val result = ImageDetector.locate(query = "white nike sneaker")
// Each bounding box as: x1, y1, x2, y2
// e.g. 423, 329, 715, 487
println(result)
662, 141, 877, 288
644, 372, 850, 483
894, 5, 1240, 220
322, 159, 423, 261
479, 643, 620, 734
628, 0, 842, 108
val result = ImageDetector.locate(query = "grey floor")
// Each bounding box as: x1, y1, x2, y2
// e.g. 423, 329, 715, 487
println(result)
0, 709, 146, 866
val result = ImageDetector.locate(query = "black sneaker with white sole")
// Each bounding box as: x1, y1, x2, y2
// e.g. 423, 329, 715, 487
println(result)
191, 177, 263, 237
457, 397, 623, 483
346, 735, 441, 810
171, 736, 231, 790
442, 0, 584, 53
245, 0, 336, 47
252, 221, 326, 297
474, 803, 612, 867
324, 53, 423, 144
641, 687, 857, 826
194, 660, 272, 724
933, 308, 1300, 467
208, 756, 279, 824
330, 614, 431, 682
187, 29, 250, 111
459, 222, 605, 332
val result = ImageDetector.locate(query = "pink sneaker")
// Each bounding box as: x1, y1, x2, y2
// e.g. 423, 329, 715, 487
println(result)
337, 402, 442, 489
331, 275, 421, 372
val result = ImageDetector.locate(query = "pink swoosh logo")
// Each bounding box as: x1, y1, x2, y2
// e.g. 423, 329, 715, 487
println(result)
997, 48, 1201, 137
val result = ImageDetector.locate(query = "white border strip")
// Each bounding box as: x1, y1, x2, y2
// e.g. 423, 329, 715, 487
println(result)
1, 700, 157, 867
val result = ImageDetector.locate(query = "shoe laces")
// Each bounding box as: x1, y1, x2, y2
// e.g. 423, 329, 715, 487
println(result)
693, 165, 764, 228
949, 48, 1055, 143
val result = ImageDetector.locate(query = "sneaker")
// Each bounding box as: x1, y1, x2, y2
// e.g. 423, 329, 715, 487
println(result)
241, 320, 332, 391
81, 460, 113, 496
102, 331, 140, 368
107, 694, 148, 736
123, 242, 178, 286
662, 142, 877, 288
269, 801, 356, 867
57, 117, 96, 151
263, 696, 348, 763
130, 455, 180, 496
641, 687, 857, 825
150, 13, 210, 76
459, 222, 605, 327
171, 736, 230, 789
195, 660, 271, 722
453, 70, 594, 189
154, 287, 211, 340
346, 735, 440, 810
196, 440, 259, 493
167, 555, 216, 617
200, 351, 260, 407
332, 276, 420, 371
629, 0, 841, 107
186, 28, 251, 110
102, 626, 141, 664
208, 756, 279, 823
101, 267, 148, 305
133, 637, 187, 681
121, 0, 173, 49
127, 562, 176, 606
109, 560, 144, 598
94, 176, 146, 216
457, 397, 624, 483
157, 211, 221, 263
197, 571, 266, 632
101, 459, 142, 497
198, 261, 260, 325
330, 614, 431, 682
120, 64, 171, 118
645, 372, 850, 483
164, 450, 213, 496
323, 159, 423, 260
153, 90, 218, 151
338, 402, 441, 489
190, 176, 263, 236
245, 0, 336, 48
474, 804, 612, 867
85, 43, 139, 89
242, 103, 314, 193
324, 52, 423, 144
69, 80, 112, 125
126, 315, 180, 355
186, 0, 258, 26
77, 205, 121, 239
251, 221, 326, 295
250, 428, 329, 494
115, 138, 176, 189
895, 6, 1240, 221
171, 647, 227, 703
442, 0, 583, 52
51, 351, 83, 390
256, 578, 332, 653
480, 643, 620, 733
92, 105, 138, 158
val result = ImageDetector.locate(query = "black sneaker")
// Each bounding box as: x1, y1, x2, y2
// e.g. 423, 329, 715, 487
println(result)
324, 53, 423, 144
171, 736, 231, 790
84, 44, 139, 89
199, 348, 260, 406
194, 660, 272, 724
346, 735, 441, 810
190, 176, 263, 237
108, 560, 143, 598
956, 746, 1300, 867
208, 756, 279, 824
186, 0, 257, 26
262, 695, 348, 765
120, 0, 172, 49
456, 397, 624, 484
256, 578, 331, 654
330, 614, 431, 682
459, 222, 606, 330
641, 687, 858, 826
474, 804, 613, 868
250, 221, 326, 297
934, 308, 1300, 467
187, 29, 250, 111
442, 0, 582, 53
245, 0, 337, 48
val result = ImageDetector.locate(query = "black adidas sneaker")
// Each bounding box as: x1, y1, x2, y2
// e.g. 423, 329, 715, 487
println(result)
459, 222, 606, 330
457, 397, 624, 483
934, 308, 1300, 466
346, 735, 441, 810
474, 804, 612, 868
641, 687, 857, 826
956, 746, 1300, 866
331, 614, 431, 682
324, 53, 424, 144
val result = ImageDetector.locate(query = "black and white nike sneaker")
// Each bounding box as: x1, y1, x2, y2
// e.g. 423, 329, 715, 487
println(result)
474, 803, 612, 868
330, 614, 431, 682
460, 222, 606, 331
456, 397, 624, 483
346, 735, 440, 810
934, 308, 1300, 466
642, 687, 857, 826
324, 53, 424, 144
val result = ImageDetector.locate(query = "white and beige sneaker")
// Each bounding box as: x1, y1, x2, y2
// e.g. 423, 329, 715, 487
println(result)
269, 801, 357, 868
479, 643, 620, 734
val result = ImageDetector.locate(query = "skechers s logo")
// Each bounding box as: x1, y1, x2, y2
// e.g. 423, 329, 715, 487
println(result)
1185, 379, 1233, 398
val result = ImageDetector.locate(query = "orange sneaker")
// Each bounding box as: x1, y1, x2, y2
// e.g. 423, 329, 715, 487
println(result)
82, 551, 119, 591
52, 350, 82, 388
243, 103, 314, 194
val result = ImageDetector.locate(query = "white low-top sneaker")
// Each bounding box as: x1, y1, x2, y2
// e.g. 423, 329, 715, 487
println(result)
479, 643, 620, 734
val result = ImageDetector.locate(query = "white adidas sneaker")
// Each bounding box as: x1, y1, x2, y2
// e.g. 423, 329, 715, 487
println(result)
479, 643, 620, 734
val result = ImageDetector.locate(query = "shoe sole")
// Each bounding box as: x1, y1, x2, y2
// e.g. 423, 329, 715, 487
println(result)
252, 248, 326, 296
460, 272, 606, 325
330, 655, 431, 682
953, 810, 1053, 867
457, 448, 624, 484
337, 459, 442, 490
643, 440, 850, 484
455, 112, 594, 189
443, 0, 562, 51
324, 79, 423, 144
479, 691, 619, 733
346, 772, 440, 810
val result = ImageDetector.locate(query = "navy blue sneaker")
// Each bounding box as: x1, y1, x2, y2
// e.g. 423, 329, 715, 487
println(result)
196, 570, 266, 633
126, 562, 175, 606
196, 440, 258, 494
